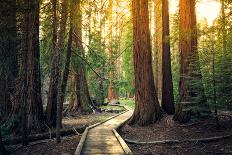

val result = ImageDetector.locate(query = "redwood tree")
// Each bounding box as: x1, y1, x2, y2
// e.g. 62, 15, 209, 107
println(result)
68, 0, 92, 114
0, 0, 18, 123
174, 0, 209, 123
130, 0, 161, 126
46, 0, 68, 127
161, 0, 175, 114
10, 0, 44, 132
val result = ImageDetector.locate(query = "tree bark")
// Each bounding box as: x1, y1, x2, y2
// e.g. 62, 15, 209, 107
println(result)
26, 0, 44, 132
161, 0, 175, 114
68, 0, 92, 114
56, 0, 70, 143
129, 0, 161, 126
46, 0, 68, 127
46, 0, 59, 127
174, 0, 209, 123
0, 0, 17, 123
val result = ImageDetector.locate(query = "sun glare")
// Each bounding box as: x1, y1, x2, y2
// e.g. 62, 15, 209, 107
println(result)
170, 0, 221, 25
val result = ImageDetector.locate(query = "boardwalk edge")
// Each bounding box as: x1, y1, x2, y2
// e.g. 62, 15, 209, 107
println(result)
113, 129, 133, 155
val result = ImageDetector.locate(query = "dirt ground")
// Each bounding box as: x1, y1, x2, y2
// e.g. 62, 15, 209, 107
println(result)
6, 112, 117, 155
120, 114, 232, 155
7, 135, 81, 155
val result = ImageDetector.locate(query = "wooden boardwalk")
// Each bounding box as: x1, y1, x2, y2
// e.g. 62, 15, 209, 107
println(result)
76, 110, 133, 155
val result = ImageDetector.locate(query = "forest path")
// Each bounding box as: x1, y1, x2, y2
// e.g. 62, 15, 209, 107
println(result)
76, 109, 133, 155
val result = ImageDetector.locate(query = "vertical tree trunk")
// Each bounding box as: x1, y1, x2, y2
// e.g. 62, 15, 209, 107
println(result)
0, 0, 17, 123
174, 0, 208, 123
161, 0, 175, 114
26, 0, 44, 131
129, 0, 161, 126
12, 0, 44, 132
0, 1, 17, 152
46, 0, 68, 127
46, 0, 59, 127
56, 0, 70, 142
69, 0, 92, 113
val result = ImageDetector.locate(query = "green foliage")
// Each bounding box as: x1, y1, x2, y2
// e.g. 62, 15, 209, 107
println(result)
119, 99, 135, 109
170, 12, 180, 103
87, 30, 108, 103
198, 5, 232, 112
119, 20, 134, 98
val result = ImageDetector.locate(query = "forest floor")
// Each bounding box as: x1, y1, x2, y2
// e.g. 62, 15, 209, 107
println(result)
120, 113, 232, 155
6, 111, 119, 155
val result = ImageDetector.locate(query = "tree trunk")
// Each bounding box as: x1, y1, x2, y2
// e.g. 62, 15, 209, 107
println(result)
56, 0, 70, 143
161, 0, 175, 114
46, 0, 59, 127
11, 0, 44, 132
0, 0, 17, 123
174, 0, 209, 123
129, 0, 161, 126
46, 0, 64, 127
26, 0, 44, 132
68, 0, 92, 114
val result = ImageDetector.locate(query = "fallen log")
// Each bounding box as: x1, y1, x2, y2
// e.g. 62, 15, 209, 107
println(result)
3, 126, 86, 145
125, 134, 232, 144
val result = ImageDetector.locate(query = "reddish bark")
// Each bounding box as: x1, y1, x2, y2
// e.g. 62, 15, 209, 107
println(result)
130, 0, 161, 126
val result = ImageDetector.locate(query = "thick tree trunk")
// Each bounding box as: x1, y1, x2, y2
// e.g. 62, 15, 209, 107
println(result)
46, 0, 59, 127
11, 0, 44, 132
161, 0, 175, 114
26, 0, 44, 131
68, 0, 92, 114
0, 0, 17, 123
130, 0, 161, 126
174, 0, 209, 123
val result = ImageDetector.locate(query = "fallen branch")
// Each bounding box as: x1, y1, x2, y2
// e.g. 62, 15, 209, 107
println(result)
125, 134, 232, 144
3, 126, 86, 145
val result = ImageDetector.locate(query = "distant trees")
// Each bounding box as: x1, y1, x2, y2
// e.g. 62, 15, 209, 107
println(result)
130, 0, 161, 126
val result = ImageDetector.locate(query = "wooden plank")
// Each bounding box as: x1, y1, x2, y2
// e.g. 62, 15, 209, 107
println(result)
76, 109, 133, 155
113, 129, 133, 155
81, 148, 125, 154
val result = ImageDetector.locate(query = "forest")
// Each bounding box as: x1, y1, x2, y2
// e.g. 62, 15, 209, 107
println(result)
0, 0, 232, 154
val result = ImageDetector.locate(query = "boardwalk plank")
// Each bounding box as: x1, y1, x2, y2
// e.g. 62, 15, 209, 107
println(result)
79, 110, 133, 155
